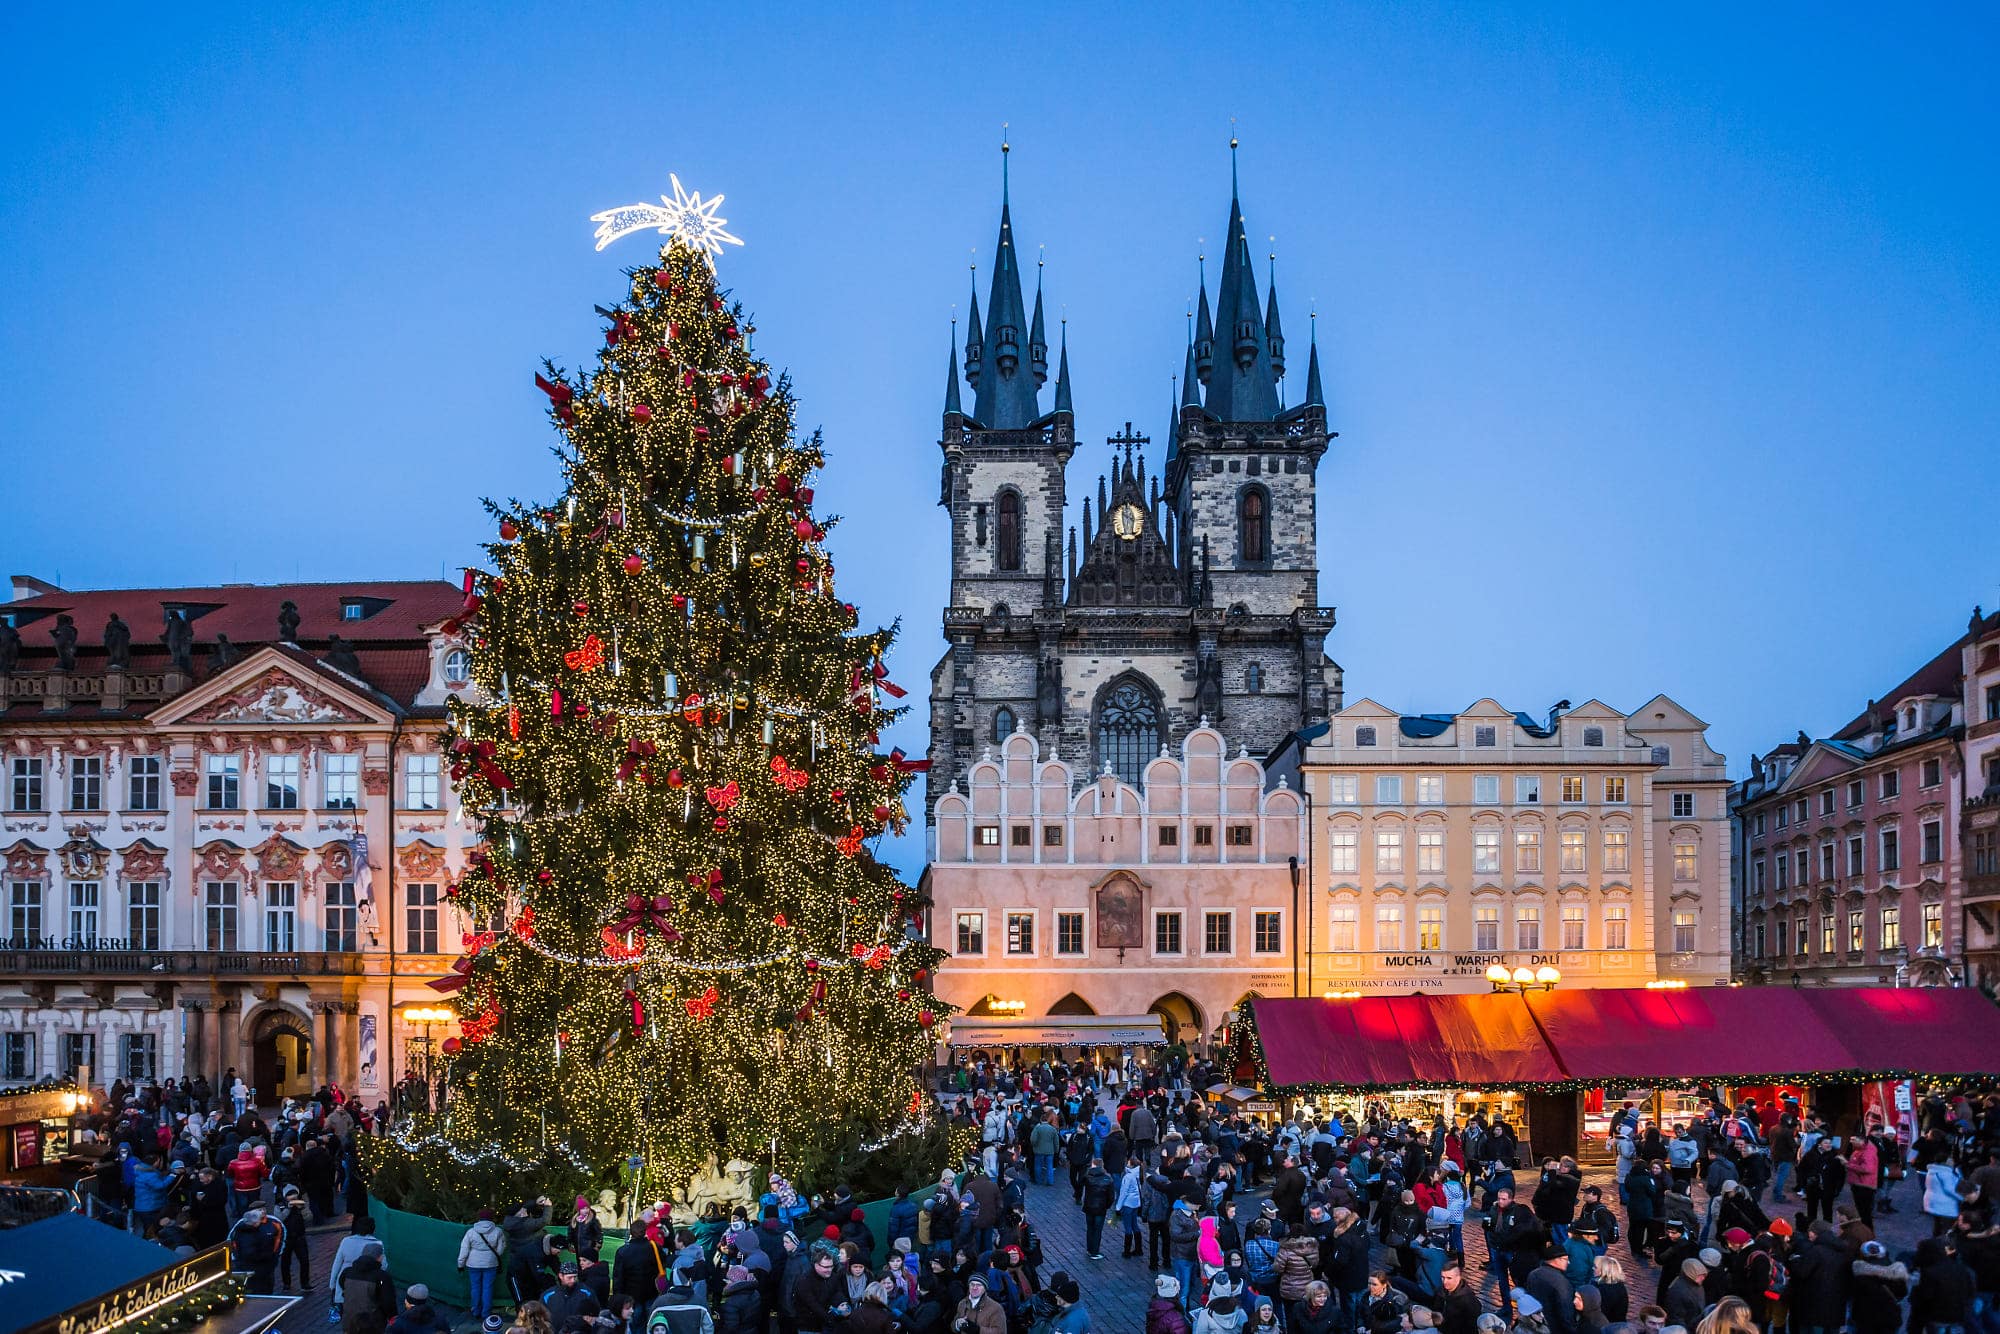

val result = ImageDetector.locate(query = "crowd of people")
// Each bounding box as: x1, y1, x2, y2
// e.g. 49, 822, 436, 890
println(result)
56, 1060, 2000, 1334
942, 1058, 2000, 1334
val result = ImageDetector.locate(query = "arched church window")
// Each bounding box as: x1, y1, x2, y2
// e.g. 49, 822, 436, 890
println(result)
992, 706, 1016, 742
1239, 486, 1270, 564
1245, 663, 1263, 694
996, 491, 1022, 571
1096, 679, 1163, 789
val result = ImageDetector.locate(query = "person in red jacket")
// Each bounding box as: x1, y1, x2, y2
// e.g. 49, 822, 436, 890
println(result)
226, 1145, 267, 1220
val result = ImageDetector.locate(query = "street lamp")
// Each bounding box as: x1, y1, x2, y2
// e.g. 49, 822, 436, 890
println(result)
1487, 964, 1561, 993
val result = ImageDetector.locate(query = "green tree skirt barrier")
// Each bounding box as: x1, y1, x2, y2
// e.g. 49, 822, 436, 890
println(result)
368, 1185, 934, 1311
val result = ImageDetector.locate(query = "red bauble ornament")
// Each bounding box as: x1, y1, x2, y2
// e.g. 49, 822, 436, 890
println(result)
667, 769, 684, 788
631, 404, 652, 422
873, 805, 891, 822
803, 958, 819, 972
795, 558, 810, 573
914, 969, 930, 985
623, 554, 644, 575
653, 272, 672, 289
774, 475, 795, 497
797, 487, 815, 506
898, 989, 911, 1001
792, 519, 814, 540
573, 601, 590, 617
710, 297, 724, 312
713, 816, 729, 831
440, 1037, 463, 1055
499, 518, 518, 541
537, 869, 553, 884
918, 1011, 935, 1029
830, 788, 845, 801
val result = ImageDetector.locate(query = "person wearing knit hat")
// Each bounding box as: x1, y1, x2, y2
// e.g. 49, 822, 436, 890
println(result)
1156, 1274, 1183, 1299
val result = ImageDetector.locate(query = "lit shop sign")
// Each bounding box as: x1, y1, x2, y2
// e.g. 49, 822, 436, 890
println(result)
1376, 953, 1568, 974
27, 1247, 231, 1334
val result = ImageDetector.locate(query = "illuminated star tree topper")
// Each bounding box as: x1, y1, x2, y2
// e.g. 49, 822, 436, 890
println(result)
590, 173, 745, 264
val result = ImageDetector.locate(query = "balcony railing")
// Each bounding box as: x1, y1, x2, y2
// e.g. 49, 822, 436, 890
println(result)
0, 946, 366, 977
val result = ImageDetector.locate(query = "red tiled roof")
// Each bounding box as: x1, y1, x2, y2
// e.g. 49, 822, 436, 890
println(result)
1832, 634, 1965, 741
3, 580, 461, 714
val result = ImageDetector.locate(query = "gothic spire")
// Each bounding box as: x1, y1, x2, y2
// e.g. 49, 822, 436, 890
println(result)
1265, 249, 1286, 385
1029, 256, 1049, 386
1053, 321, 1073, 415
1180, 339, 1202, 408
963, 271, 983, 390
1303, 313, 1324, 408
972, 136, 1042, 428
1203, 135, 1281, 422
1193, 267, 1214, 386
944, 320, 963, 418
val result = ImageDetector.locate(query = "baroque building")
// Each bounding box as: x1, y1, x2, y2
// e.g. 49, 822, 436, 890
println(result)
1289, 697, 1732, 994
925, 150, 1341, 816
0, 577, 480, 1100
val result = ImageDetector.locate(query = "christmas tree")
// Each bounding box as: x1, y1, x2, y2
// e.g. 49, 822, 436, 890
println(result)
368, 219, 952, 1216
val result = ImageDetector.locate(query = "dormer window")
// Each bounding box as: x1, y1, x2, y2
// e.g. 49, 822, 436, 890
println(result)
340, 596, 391, 621
1355, 725, 1377, 748
443, 649, 472, 686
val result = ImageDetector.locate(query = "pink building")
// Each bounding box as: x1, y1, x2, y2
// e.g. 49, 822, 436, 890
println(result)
925, 725, 1304, 1050
1733, 635, 1965, 986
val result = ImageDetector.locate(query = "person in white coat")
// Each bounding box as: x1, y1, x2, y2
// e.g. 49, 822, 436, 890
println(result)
457, 1207, 509, 1323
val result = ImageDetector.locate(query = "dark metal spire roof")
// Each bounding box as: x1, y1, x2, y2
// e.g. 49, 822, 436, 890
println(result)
1193, 272, 1214, 386
1029, 260, 1049, 386
1053, 321, 1073, 415
1303, 314, 1324, 408
944, 320, 963, 418
963, 273, 983, 390
1202, 138, 1281, 422
972, 139, 1043, 429
1265, 251, 1286, 387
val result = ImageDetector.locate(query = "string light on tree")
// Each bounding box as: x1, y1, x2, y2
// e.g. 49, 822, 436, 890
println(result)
362, 176, 951, 1217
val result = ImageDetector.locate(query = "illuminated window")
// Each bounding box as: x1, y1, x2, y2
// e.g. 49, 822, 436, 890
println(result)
1674, 909, 1698, 954
1516, 829, 1541, 873
1375, 830, 1403, 873
1923, 902, 1943, 948
1474, 831, 1500, 874
1604, 904, 1628, 951
1417, 905, 1443, 950
1562, 904, 1586, 951
1417, 831, 1444, 874
1560, 830, 1587, 873
1674, 840, 1699, 882
1375, 904, 1404, 950
1821, 913, 1836, 955
1603, 829, 1629, 873
1417, 775, 1444, 805
1326, 775, 1359, 804
1329, 830, 1358, 874
1330, 905, 1358, 952
1848, 909, 1864, 953
1604, 776, 1626, 805
1515, 906, 1541, 951
1475, 906, 1500, 951
1561, 776, 1585, 804
1880, 904, 1901, 951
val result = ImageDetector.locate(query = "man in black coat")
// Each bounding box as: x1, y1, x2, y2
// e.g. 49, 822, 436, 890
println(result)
543, 1260, 603, 1327
1271, 1153, 1309, 1227
1784, 1223, 1848, 1334
1520, 1245, 1576, 1334
1486, 1188, 1543, 1317
613, 1228, 665, 1309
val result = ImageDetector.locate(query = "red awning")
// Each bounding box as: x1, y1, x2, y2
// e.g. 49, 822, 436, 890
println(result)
1248, 986, 2000, 1093
1793, 986, 2000, 1077
1249, 993, 1563, 1090
1520, 987, 1853, 1084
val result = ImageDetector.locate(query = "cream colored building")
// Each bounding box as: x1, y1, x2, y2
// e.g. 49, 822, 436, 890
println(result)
1290, 697, 1730, 994
925, 725, 1305, 1049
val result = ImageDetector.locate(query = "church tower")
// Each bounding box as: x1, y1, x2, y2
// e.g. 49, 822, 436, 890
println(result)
930, 144, 1075, 807
926, 142, 1341, 818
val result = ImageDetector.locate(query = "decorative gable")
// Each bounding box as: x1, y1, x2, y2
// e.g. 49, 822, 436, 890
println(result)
1785, 745, 1859, 790
183, 671, 360, 724
151, 648, 395, 729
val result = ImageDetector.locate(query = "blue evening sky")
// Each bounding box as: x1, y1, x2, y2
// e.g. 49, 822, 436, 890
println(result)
3, 5, 1995, 876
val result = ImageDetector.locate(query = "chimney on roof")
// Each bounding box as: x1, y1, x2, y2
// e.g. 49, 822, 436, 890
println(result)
9, 575, 62, 602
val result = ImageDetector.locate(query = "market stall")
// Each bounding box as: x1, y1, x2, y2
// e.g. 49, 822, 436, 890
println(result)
1237, 985, 2000, 1160
945, 1013, 1167, 1070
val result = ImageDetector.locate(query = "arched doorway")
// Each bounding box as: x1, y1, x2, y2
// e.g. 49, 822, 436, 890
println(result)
1048, 993, 1097, 1016
247, 1005, 314, 1106
1147, 992, 1203, 1046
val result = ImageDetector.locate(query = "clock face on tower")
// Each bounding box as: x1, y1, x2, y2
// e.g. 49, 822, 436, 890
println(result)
1111, 502, 1145, 540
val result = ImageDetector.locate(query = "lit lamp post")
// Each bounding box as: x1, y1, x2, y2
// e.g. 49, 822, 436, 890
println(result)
400, 1005, 454, 1106
1486, 964, 1561, 994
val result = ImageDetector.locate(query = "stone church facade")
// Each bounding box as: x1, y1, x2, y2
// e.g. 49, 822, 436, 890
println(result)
925, 157, 1343, 817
